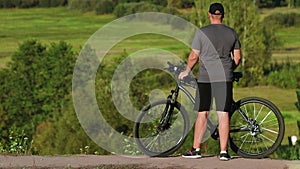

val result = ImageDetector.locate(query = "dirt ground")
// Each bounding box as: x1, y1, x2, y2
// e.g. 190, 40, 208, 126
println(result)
1, 155, 300, 169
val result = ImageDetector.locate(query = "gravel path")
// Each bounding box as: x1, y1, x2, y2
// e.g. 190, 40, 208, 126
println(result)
1, 155, 299, 169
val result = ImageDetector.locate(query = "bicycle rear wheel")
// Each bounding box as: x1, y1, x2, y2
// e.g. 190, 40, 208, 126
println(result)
134, 99, 189, 157
229, 97, 285, 158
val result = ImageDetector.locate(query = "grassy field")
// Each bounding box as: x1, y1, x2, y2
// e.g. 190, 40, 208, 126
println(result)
0, 7, 114, 60
260, 7, 300, 62
0, 7, 299, 64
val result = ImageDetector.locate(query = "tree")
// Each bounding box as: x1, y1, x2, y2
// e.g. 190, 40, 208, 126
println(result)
191, 0, 275, 86
0, 40, 76, 149
33, 95, 107, 155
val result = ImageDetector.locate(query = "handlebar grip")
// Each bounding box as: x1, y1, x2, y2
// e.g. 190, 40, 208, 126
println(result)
167, 61, 173, 67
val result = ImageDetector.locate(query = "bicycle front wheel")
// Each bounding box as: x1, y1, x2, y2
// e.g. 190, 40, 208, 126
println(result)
229, 97, 285, 158
134, 99, 189, 157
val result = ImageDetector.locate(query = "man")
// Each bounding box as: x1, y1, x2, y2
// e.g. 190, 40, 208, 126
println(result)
179, 2, 242, 161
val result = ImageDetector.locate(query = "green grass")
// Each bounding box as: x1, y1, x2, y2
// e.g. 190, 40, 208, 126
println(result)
260, 7, 300, 62
234, 86, 298, 111
0, 7, 114, 61
260, 6, 300, 19
0, 7, 191, 68
272, 25, 300, 62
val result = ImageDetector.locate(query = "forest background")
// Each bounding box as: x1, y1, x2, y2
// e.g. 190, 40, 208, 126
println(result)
0, 0, 300, 160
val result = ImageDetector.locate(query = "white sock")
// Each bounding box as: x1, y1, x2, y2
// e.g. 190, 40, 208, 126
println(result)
220, 150, 227, 154
195, 148, 200, 151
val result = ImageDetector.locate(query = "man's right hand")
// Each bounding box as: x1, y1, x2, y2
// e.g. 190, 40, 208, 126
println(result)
178, 70, 190, 80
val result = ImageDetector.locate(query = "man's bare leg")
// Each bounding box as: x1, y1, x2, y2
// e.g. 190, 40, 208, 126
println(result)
193, 111, 209, 149
217, 111, 230, 151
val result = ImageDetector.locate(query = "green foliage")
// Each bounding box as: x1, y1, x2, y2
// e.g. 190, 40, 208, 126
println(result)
288, 0, 300, 7
262, 61, 300, 88
122, 136, 141, 155
0, 0, 67, 8
32, 96, 107, 155
275, 144, 300, 160
0, 40, 76, 152
113, 1, 162, 17
39, 0, 68, 7
145, 0, 168, 7
95, 0, 115, 15
68, 0, 98, 12
264, 12, 300, 27
69, 0, 116, 14
256, 0, 287, 8
296, 90, 300, 111
0, 127, 32, 155
167, 0, 181, 8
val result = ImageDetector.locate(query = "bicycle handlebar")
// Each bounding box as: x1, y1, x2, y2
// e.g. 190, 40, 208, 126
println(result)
165, 61, 243, 83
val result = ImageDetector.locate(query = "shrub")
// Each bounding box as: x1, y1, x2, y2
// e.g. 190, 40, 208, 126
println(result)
263, 12, 300, 28
262, 61, 300, 88
0, 40, 76, 153
95, 0, 114, 15
39, 0, 68, 7
113, 2, 162, 18
68, 0, 98, 12
20, 0, 40, 8
0, 0, 15, 8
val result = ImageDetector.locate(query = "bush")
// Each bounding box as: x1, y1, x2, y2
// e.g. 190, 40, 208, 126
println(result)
263, 12, 300, 28
113, 2, 163, 18
68, 0, 98, 12
0, 40, 76, 153
146, 0, 168, 7
39, 0, 67, 7
95, 0, 114, 15
0, 0, 67, 8
0, 0, 39, 8
0, 0, 15, 8
19, 0, 39, 8
262, 61, 300, 88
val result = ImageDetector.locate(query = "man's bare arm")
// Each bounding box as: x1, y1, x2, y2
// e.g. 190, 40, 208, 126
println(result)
233, 49, 241, 70
178, 49, 199, 80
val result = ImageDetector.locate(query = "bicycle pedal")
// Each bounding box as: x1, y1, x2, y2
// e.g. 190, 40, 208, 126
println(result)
211, 131, 219, 140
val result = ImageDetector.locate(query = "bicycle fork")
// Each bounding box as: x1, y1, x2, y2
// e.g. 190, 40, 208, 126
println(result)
158, 88, 179, 132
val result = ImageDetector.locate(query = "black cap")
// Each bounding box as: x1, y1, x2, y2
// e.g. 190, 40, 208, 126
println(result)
209, 3, 224, 16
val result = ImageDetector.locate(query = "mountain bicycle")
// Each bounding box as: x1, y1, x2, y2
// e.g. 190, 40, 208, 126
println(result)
134, 61, 285, 159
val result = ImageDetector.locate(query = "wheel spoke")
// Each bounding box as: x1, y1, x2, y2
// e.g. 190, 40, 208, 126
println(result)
253, 103, 256, 120
259, 110, 272, 125
261, 118, 278, 126
239, 133, 250, 150
255, 104, 265, 121
144, 134, 159, 150
259, 133, 276, 144
262, 127, 278, 134
242, 105, 249, 118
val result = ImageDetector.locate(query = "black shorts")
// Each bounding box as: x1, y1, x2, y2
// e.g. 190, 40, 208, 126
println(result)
194, 82, 233, 112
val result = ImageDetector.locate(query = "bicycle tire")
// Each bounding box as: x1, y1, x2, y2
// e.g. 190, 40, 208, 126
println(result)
229, 97, 285, 158
134, 99, 190, 157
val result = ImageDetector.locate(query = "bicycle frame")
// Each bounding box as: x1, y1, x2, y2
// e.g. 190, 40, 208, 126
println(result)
166, 78, 253, 137
166, 80, 218, 135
